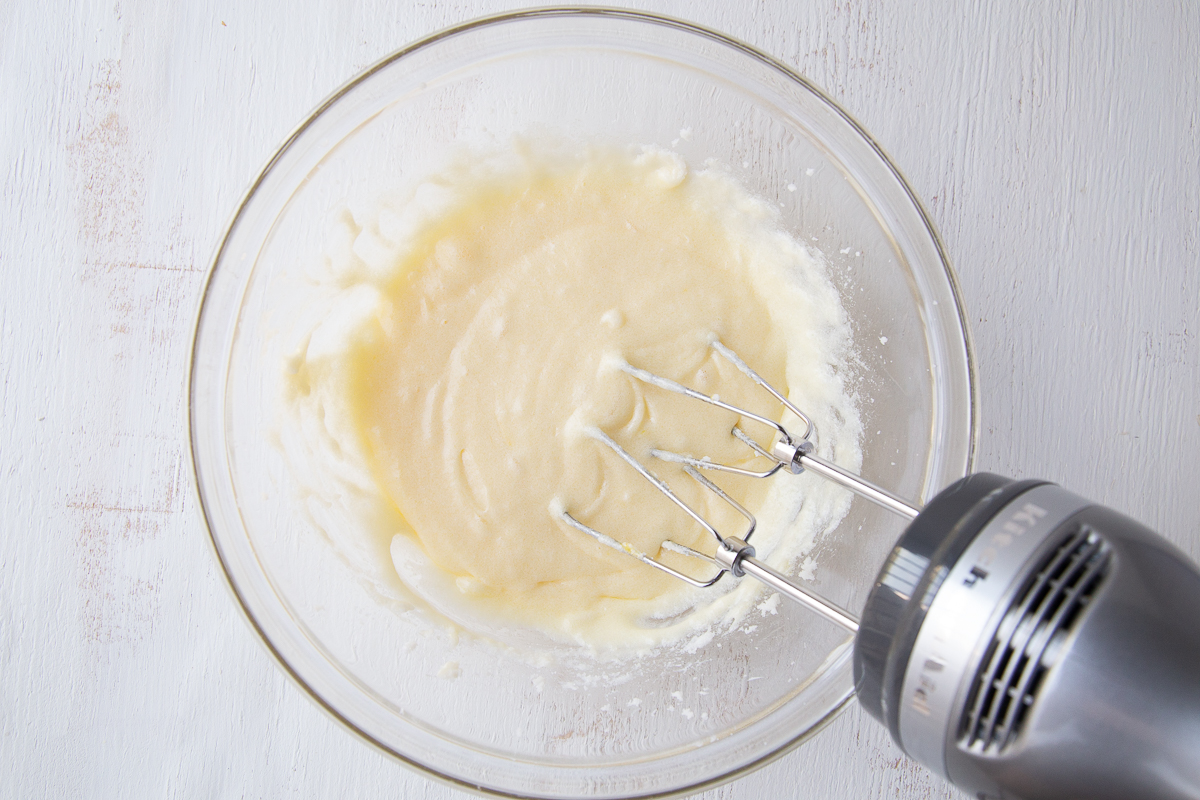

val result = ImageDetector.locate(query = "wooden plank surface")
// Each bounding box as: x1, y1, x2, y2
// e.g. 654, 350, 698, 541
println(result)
1, 1, 1197, 797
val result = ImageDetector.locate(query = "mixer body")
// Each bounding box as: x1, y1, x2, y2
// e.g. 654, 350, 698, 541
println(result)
569, 343, 1200, 797
854, 475, 1200, 800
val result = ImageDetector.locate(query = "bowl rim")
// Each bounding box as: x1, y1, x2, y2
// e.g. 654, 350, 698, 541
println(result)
186, 6, 979, 798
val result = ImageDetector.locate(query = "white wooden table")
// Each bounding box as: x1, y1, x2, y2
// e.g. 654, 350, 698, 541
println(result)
3, 2, 1197, 797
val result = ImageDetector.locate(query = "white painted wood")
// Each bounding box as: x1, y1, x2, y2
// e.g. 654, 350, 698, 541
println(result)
1, 1, 1196, 797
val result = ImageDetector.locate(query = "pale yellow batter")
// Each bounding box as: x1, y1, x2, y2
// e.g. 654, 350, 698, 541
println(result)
283, 142, 860, 648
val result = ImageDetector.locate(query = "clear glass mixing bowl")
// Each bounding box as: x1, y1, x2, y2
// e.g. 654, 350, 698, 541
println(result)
189, 9, 976, 798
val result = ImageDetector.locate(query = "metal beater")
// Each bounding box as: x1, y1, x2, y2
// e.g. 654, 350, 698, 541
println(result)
558, 337, 1200, 800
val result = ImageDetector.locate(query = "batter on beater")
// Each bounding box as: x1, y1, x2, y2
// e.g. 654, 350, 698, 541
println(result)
282, 140, 861, 648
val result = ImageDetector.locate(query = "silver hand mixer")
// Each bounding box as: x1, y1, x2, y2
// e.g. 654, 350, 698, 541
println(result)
559, 337, 1200, 800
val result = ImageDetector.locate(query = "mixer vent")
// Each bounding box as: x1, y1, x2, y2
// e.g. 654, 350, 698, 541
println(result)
959, 525, 1110, 754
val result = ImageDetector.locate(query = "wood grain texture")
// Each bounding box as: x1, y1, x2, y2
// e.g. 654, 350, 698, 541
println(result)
1, 1, 1196, 798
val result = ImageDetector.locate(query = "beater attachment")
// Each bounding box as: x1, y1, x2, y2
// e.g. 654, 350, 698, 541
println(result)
557, 337, 922, 632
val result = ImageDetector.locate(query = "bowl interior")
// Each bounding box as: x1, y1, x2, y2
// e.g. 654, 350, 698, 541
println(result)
191, 10, 974, 798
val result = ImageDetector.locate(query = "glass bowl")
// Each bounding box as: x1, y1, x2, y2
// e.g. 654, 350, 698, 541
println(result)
188, 8, 976, 798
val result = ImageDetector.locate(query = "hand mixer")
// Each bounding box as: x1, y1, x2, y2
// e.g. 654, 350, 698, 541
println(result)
559, 337, 1200, 800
